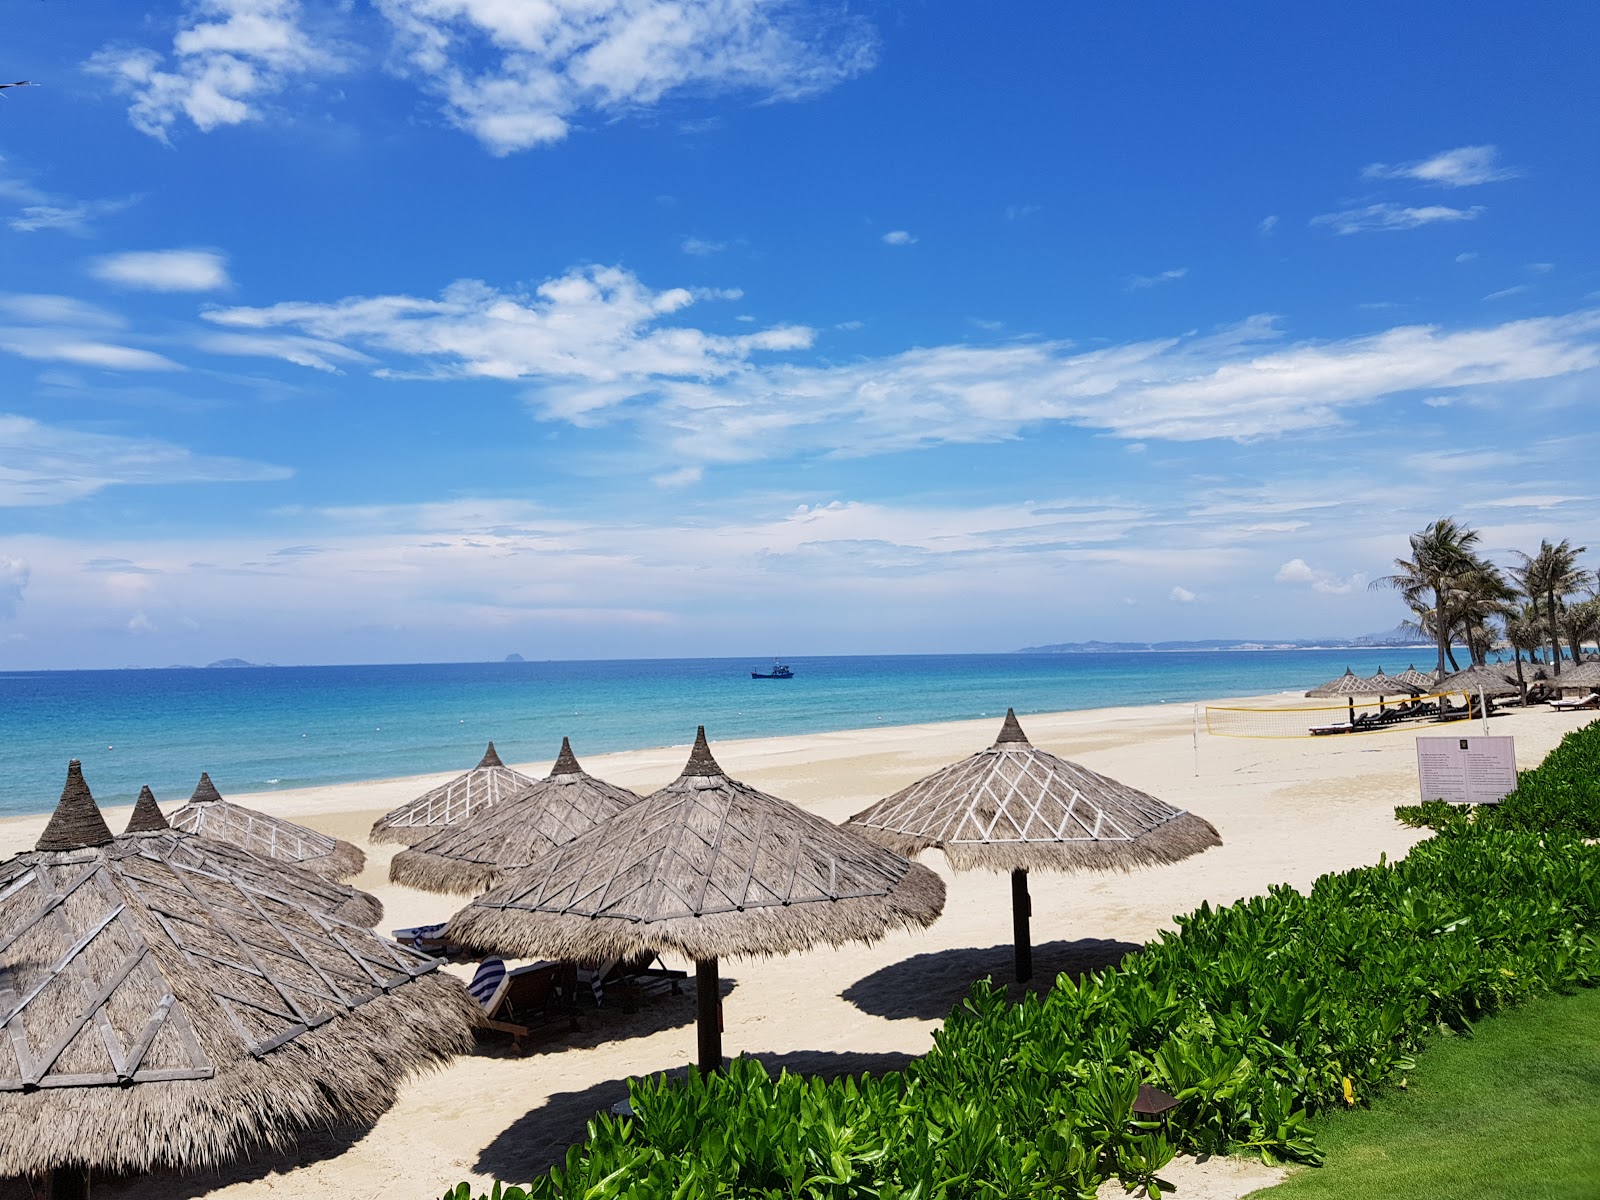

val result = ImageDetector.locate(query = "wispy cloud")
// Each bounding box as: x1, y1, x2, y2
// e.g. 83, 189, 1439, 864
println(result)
680, 236, 726, 256
0, 557, 28, 617
1311, 203, 1483, 235
1, 158, 139, 235
1258, 214, 1279, 236
1125, 267, 1188, 291
90, 249, 232, 292
1005, 203, 1041, 221
86, 0, 346, 142
376, 0, 876, 155
1274, 557, 1365, 595
1362, 145, 1517, 188
0, 414, 290, 505
882, 230, 917, 246
1170, 585, 1196, 603
1484, 285, 1528, 301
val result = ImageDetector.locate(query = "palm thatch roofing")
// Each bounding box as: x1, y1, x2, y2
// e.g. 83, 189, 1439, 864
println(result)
1304, 667, 1385, 698
1554, 659, 1600, 688
369, 742, 539, 847
1362, 667, 1423, 696
1395, 664, 1438, 690
0, 762, 476, 1178
844, 709, 1221, 873
169, 773, 365, 882
1438, 664, 1520, 697
389, 738, 639, 897
120, 788, 383, 928
447, 728, 945, 963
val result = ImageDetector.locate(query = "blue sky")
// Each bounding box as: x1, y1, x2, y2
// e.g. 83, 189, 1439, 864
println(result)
1, 1, 1597, 668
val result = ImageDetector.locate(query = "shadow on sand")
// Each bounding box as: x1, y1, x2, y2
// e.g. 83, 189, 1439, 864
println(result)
842, 937, 1142, 1021
473, 1048, 920, 1184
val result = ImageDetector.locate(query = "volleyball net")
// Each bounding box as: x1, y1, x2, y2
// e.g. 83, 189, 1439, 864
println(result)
1203, 691, 1481, 739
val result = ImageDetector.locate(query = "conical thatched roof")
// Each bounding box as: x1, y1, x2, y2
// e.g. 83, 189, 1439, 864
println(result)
0, 764, 476, 1178
1438, 663, 1519, 697
120, 788, 383, 927
370, 742, 539, 846
169, 773, 365, 881
1395, 664, 1437, 690
389, 738, 639, 897
1304, 667, 1383, 698
448, 728, 945, 963
1360, 667, 1422, 696
845, 709, 1221, 873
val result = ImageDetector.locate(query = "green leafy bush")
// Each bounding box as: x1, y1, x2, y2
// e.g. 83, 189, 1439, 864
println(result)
447, 727, 1600, 1199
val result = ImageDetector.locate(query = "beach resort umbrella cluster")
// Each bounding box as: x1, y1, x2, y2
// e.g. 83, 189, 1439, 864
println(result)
371, 742, 539, 847
1437, 663, 1519, 698
171, 772, 366, 881
0, 763, 476, 1196
846, 709, 1221, 982
1552, 659, 1600, 689
390, 738, 638, 896
446, 728, 947, 1074
1394, 664, 1437, 690
1304, 667, 1420, 698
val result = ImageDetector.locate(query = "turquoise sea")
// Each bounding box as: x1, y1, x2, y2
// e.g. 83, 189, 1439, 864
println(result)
0, 650, 1431, 818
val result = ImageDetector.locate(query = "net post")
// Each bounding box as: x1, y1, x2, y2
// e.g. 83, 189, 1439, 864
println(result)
1192, 704, 1200, 776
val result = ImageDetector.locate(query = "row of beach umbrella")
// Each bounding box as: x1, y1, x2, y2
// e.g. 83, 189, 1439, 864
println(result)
1308, 659, 1600, 702
2, 715, 1223, 1193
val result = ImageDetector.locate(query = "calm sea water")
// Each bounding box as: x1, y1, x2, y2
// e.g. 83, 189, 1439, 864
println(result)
0, 650, 1429, 817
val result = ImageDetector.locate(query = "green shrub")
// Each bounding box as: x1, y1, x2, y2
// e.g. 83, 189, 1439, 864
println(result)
447, 726, 1600, 1199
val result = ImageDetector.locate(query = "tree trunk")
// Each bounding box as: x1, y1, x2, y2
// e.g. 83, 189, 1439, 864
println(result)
1446, 643, 1462, 671
695, 959, 721, 1075
1548, 586, 1562, 674
1514, 652, 1527, 703
1433, 586, 1448, 680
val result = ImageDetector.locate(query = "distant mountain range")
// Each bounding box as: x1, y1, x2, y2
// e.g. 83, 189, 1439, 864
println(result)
1018, 626, 1432, 653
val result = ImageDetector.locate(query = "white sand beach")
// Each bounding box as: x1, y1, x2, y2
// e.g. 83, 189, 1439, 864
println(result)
3, 695, 1590, 1200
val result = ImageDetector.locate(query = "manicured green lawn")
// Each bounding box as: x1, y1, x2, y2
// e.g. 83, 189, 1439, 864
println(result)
1251, 985, 1600, 1199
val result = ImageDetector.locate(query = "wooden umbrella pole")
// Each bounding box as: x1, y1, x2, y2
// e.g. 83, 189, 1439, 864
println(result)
1011, 868, 1033, 983
696, 958, 721, 1075
48, 1167, 90, 1200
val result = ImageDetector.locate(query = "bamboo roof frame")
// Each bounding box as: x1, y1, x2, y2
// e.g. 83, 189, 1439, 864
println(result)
370, 742, 540, 847
389, 738, 639, 897
0, 763, 476, 1178
169, 773, 365, 881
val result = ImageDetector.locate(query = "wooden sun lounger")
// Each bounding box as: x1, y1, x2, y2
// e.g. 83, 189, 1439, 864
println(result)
468, 957, 580, 1051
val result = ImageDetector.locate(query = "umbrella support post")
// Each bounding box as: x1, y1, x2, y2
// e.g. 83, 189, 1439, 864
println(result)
696, 958, 721, 1075
1011, 869, 1033, 983
48, 1168, 90, 1200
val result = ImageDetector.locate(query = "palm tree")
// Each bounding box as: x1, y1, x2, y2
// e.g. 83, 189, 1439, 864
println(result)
1513, 540, 1590, 675
1372, 518, 1485, 681
1560, 596, 1600, 665
1454, 560, 1516, 665
1504, 606, 1544, 702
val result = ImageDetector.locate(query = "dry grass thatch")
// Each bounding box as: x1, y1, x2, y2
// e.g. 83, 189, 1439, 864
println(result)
448, 728, 945, 963
389, 738, 639, 897
1304, 668, 1384, 698
0, 768, 477, 1178
1438, 664, 1520, 697
169, 773, 365, 881
370, 742, 540, 847
1395, 664, 1438, 690
1555, 660, 1600, 687
1361, 668, 1423, 696
845, 709, 1222, 873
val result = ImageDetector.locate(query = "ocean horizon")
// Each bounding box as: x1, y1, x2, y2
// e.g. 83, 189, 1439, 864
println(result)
0, 648, 1441, 819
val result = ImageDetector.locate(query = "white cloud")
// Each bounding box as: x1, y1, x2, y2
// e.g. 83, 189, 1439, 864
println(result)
1484, 285, 1528, 302
0, 415, 290, 505
681, 236, 726, 256
1, 158, 139, 235
1005, 203, 1041, 221
1258, 215, 1279, 236
86, 0, 345, 141
374, 0, 876, 155
1125, 267, 1188, 290
882, 230, 917, 246
0, 557, 28, 617
126, 610, 157, 634
652, 466, 703, 489
1274, 558, 1365, 595
90, 249, 232, 292
1362, 145, 1517, 188
0, 332, 181, 371
1311, 203, 1483, 235
1456, 252, 1478, 263
1170, 586, 1196, 603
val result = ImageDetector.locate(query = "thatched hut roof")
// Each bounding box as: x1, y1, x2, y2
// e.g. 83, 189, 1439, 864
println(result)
1395, 664, 1438, 690
1362, 667, 1422, 696
1438, 664, 1519, 697
389, 738, 638, 897
120, 787, 383, 927
0, 763, 476, 1178
1304, 667, 1383, 698
844, 709, 1221, 873
370, 742, 539, 847
1553, 659, 1600, 688
169, 773, 365, 881
448, 728, 945, 963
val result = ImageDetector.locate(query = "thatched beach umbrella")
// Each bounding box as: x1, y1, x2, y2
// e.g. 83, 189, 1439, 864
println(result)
1438, 664, 1519, 698
0, 762, 477, 1197
169, 772, 365, 881
447, 728, 945, 1074
1553, 659, 1600, 689
1304, 667, 1381, 698
1362, 667, 1422, 697
845, 709, 1221, 983
122, 786, 384, 927
370, 742, 538, 847
1395, 664, 1437, 691
390, 738, 637, 896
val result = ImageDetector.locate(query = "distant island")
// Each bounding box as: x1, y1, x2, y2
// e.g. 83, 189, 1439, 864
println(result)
503, 653, 526, 663
205, 658, 273, 669
1018, 626, 1431, 654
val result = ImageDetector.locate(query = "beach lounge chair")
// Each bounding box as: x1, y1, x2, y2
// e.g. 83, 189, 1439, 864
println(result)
391, 922, 462, 958
579, 951, 687, 1008
1549, 691, 1600, 711
468, 956, 579, 1050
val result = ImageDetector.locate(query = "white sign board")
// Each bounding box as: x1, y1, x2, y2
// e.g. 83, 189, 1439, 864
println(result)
1415, 736, 1518, 806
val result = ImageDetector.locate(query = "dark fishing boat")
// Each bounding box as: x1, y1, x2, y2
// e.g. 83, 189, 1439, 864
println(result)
752, 659, 794, 679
